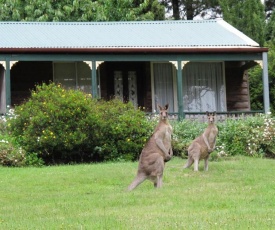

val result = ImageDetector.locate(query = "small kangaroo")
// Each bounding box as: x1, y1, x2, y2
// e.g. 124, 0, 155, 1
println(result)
128, 104, 173, 191
183, 111, 218, 171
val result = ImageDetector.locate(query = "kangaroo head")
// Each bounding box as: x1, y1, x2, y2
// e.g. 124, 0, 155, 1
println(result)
158, 104, 169, 120
206, 111, 216, 124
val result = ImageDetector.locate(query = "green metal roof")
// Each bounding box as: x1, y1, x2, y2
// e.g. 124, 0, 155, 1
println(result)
0, 19, 260, 51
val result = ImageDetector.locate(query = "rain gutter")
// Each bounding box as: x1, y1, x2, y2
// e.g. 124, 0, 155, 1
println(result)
0, 47, 269, 54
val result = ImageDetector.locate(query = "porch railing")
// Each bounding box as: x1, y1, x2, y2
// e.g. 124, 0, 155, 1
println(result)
147, 110, 264, 122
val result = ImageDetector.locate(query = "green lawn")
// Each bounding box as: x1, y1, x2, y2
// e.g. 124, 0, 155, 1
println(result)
0, 156, 274, 230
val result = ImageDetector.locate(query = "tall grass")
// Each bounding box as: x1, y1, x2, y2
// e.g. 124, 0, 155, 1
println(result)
0, 156, 275, 229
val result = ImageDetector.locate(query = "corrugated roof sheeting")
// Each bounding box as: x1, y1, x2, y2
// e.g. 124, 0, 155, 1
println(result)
0, 19, 259, 49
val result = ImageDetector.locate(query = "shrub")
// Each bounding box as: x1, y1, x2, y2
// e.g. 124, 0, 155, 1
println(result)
172, 114, 275, 158
7, 83, 153, 164
6, 81, 275, 165
0, 106, 14, 134
7, 83, 102, 164
90, 100, 154, 161
0, 136, 44, 166
245, 114, 275, 158
172, 119, 207, 157
217, 115, 275, 157
0, 138, 25, 166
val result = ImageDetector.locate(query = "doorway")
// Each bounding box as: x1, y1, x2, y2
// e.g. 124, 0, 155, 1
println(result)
103, 62, 148, 109
114, 70, 137, 107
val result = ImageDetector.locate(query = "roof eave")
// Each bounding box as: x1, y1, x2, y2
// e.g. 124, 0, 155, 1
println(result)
0, 47, 269, 54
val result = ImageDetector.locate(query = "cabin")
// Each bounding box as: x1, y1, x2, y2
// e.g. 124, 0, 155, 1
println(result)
0, 20, 270, 119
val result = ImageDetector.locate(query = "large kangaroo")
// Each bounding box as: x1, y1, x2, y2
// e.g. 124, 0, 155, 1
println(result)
183, 111, 218, 171
128, 104, 173, 191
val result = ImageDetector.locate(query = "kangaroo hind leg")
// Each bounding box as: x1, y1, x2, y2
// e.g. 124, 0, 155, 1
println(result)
183, 157, 194, 169
154, 174, 163, 188
204, 156, 209, 171
128, 174, 147, 191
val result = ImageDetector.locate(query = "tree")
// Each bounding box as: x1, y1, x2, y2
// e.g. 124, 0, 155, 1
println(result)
95, 0, 165, 21
0, 0, 23, 21
264, 10, 275, 113
219, 0, 275, 112
249, 41, 275, 114
266, 41, 275, 114
0, 0, 165, 22
265, 0, 275, 19
219, 0, 265, 46
219, 0, 272, 112
160, 0, 220, 20
265, 4, 275, 41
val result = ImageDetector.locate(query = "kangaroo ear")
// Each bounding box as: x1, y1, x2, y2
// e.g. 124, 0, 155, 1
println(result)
165, 104, 169, 110
158, 104, 162, 111
206, 111, 209, 116
213, 111, 216, 115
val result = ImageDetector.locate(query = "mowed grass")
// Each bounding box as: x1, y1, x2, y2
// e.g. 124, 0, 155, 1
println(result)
0, 156, 275, 230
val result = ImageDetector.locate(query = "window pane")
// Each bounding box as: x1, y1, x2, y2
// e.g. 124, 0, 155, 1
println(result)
53, 62, 76, 89
153, 63, 174, 112
182, 62, 226, 112
77, 62, 92, 94
53, 62, 92, 94
114, 71, 123, 101
128, 71, 137, 108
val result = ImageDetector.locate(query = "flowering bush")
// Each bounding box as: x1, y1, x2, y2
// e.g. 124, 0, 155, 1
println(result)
7, 83, 99, 164
246, 113, 275, 157
1, 109, 25, 166
0, 138, 26, 166
91, 100, 154, 161
172, 114, 275, 159
172, 119, 207, 157
6, 83, 153, 164
0, 135, 44, 166
216, 114, 275, 158
3, 82, 275, 165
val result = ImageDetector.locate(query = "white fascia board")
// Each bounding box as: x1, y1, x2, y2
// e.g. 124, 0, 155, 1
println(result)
217, 19, 260, 47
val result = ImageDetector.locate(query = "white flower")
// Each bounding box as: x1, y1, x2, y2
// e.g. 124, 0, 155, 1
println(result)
0, 140, 8, 143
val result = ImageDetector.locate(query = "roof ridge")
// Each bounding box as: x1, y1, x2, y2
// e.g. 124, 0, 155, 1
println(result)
0, 19, 220, 25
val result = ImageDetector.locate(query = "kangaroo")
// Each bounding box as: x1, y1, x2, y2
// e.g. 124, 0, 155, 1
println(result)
183, 111, 218, 171
128, 104, 173, 191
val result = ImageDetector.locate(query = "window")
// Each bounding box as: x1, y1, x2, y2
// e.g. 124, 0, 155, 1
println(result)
53, 62, 91, 94
152, 63, 176, 112
182, 62, 226, 112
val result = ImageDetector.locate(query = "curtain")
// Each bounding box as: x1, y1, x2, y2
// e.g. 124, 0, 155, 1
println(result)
53, 62, 76, 89
76, 62, 92, 94
182, 62, 226, 112
153, 63, 174, 112
53, 62, 91, 94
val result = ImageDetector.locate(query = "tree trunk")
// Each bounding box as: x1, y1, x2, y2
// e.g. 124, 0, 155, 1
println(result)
172, 0, 180, 20
186, 0, 194, 20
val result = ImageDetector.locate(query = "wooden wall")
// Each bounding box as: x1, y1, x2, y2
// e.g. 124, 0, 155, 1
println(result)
225, 61, 251, 111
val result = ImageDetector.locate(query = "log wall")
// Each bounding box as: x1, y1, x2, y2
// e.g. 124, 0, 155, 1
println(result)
225, 62, 251, 111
